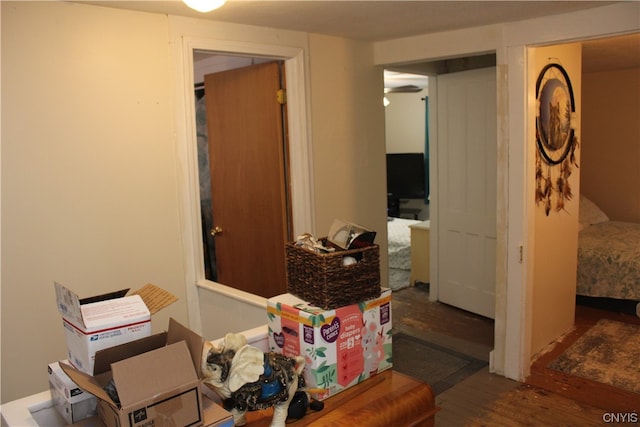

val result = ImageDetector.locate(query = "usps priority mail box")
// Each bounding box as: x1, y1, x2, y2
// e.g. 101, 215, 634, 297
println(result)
55, 282, 173, 375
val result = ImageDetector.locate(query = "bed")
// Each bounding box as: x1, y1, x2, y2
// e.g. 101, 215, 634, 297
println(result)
387, 217, 421, 290
576, 196, 640, 303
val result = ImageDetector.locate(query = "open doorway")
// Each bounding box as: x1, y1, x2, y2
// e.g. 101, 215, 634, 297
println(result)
385, 54, 498, 359
383, 70, 430, 293
574, 33, 640, 315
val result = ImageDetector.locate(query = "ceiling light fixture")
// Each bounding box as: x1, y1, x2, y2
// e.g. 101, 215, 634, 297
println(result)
183, 0, 226, 13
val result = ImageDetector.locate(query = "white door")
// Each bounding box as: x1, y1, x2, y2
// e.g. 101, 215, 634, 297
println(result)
436, 67, 497, 319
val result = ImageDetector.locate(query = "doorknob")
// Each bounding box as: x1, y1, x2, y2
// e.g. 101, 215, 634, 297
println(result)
211, 226, 223, 237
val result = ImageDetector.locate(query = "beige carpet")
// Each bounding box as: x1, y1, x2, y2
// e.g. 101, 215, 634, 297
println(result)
548, 319, 640, 394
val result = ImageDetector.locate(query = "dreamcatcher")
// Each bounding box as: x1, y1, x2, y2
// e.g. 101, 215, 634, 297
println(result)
534, 62, 579, 216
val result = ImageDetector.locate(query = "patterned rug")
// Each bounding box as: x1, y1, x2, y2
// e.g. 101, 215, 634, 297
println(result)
548, 319, 640, 393
392, 333, 487, 394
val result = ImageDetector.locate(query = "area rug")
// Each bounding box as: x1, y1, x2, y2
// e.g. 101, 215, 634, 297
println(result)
392, 333, 487, 394
548, 319, 640, 393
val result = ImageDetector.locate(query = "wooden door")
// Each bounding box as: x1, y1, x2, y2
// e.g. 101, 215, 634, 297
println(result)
436, 67, 497, 319
205, 61, 290, 298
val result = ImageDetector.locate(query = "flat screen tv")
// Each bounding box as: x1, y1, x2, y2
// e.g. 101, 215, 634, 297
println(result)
386, 153, 426, 200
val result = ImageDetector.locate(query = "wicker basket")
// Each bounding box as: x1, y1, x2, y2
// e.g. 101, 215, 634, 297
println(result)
285, 239, 380, 309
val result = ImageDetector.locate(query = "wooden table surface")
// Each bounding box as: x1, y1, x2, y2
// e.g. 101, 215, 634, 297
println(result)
245, 370, 438, 427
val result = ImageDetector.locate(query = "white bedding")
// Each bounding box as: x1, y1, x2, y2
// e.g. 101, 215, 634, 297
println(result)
387, 217, 420, 271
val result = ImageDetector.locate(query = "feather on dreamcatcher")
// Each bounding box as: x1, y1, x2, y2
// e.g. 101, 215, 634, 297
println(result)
534, 62, 579, 216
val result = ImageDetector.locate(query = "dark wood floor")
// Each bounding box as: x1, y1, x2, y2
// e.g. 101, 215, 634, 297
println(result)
392, 283, 494, 362
391, 284, 640, 426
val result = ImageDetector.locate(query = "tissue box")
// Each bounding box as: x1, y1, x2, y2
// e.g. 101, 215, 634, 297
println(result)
267, 289, 392, 400
48, 361, 97, 424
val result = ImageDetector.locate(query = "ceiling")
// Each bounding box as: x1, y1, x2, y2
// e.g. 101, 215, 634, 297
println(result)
81, 1, 639, 72
83, 1, 617, 42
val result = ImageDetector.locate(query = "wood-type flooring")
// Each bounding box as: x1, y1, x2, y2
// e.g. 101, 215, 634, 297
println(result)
391, 285, 640, 426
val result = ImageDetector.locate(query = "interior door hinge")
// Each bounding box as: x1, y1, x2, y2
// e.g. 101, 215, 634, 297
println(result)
519, 245, 523, 263
277, 89, 286, 105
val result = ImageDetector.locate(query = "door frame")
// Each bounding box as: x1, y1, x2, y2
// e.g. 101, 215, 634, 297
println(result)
173, 36, 315, 332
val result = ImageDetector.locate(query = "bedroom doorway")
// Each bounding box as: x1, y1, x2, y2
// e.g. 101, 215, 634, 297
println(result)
383, 71, 430, 292
384, 55, 497, 321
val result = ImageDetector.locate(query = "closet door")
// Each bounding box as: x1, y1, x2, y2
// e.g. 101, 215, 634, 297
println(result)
205, 61, 291, 298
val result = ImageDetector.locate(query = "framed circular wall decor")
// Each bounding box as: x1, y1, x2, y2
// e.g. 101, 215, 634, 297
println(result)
534, 62, 580, 216
535, 63, 575, 165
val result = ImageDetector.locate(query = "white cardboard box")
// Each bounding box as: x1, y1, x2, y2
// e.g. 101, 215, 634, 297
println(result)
47, 361, 97, 424
267, 288, 393, 400
54, 282, 176, 375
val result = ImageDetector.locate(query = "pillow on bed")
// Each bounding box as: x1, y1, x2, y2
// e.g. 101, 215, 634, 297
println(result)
579, 195, 609, 231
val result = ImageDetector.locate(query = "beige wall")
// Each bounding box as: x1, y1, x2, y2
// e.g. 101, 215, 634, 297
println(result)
1, 3, 387, 403
385, 90, 427, 153
308, 34, 388, 248
2, 2, 188, 403
581, 67, 640, 223
530, 43, 581, 355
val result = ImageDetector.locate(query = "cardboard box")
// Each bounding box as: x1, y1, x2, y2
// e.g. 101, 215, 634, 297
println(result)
61, 318, 205, 427
69, 395, 234, 427
202, 396, 234, 427
48, 361, 97, 424
55, 282, 177, 375
267, 288, 393, 400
